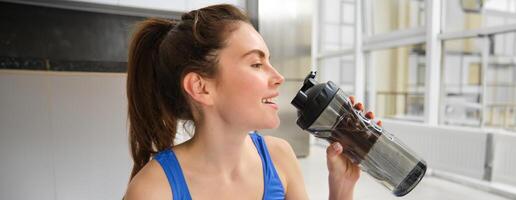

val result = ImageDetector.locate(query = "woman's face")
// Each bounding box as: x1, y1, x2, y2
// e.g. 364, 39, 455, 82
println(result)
211, 22, 284, 131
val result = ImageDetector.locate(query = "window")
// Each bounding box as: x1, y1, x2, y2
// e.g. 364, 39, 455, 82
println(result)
367, 0, 425, 35
444, 0, 516, 32
366, 44, 426, 120
319, 0, 355, 53
485, 32, 516, 130
441, 38, 484, 127
318, 55, 355, 93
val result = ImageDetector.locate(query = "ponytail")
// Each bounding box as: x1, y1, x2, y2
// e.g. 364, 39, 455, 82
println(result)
127, 18, 177, 180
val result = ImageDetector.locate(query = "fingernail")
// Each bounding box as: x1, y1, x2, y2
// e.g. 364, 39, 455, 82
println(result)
356, 103, 363, 110
332, 142, 342, 152
366, 111, 374, 119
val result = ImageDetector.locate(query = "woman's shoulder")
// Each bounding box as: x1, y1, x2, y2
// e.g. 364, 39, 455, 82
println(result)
262, 135, 309, 199
262, 135, 299, 172
261, 135, 297, 179
262, 135, 296, 158
124, 159, 172, 200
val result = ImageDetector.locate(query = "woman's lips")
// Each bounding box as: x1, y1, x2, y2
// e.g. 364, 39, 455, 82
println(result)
265, 102, 278, 110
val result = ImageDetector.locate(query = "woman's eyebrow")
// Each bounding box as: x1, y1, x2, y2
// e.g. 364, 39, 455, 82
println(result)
241, 49, 266, 59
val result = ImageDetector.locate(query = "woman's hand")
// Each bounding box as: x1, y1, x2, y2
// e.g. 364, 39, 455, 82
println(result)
326, 96, 382, 200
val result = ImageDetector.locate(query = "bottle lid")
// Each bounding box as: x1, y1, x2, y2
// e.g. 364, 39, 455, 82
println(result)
291, 71, 339, 129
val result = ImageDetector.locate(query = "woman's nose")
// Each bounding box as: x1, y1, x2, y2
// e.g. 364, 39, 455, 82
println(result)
270, 66, 285, 87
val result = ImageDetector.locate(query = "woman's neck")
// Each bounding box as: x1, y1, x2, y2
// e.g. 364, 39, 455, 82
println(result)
179, 117, 257, 175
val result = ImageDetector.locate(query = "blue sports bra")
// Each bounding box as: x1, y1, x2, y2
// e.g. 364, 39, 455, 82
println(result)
154, 131, 286, 200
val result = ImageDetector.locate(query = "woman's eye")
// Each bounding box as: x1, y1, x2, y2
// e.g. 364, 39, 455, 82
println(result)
251, 63, 263, 68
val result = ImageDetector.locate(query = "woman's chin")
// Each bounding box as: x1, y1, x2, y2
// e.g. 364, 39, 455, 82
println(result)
252, 116, 280, 130
265, 118, 281, 129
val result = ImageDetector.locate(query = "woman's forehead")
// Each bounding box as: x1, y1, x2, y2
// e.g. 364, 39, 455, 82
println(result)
224, 23, 269, 57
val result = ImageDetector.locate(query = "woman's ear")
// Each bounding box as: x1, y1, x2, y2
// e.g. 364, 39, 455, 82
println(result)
182, 72, 215, 106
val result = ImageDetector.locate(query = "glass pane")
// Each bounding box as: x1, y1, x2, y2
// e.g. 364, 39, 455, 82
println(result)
444, 0, 516, 32
368, 0, 425, 35
319, 0, 355, 53
318, 55, 355, 93
441, 38, 484, 127
485, 32, 516, 131
366, 44, 426, 121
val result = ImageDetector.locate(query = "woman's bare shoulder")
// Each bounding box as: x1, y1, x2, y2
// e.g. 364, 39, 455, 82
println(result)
263, 135, 309, 199
263, 135, 296, 158
262, 136, 302, 176
124, 160, 172, 200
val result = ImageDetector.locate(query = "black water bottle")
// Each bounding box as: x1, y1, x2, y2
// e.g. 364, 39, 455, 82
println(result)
291, 71, 426, 196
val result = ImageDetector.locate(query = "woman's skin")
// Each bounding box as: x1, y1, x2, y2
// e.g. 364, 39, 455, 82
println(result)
125, 21, 381, 200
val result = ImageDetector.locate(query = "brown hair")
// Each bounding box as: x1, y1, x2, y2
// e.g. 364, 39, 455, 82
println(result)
126, 4, 250, 180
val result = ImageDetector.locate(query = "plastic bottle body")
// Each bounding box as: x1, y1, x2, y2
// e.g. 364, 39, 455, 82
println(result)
359, 131, 426, 196
307, 89, 426, 196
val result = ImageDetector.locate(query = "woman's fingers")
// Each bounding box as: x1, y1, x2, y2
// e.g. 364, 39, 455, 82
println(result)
365, 111, 375, 119
326, 142, 344, 172
327, 142, 343, 157
350, 96, 382, 127
349, 96, 363, 111
365, 111, 382, 126
353, 102, 364, 111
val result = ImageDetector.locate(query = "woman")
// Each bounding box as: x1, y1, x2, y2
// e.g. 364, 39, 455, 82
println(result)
124, 4, 380, 200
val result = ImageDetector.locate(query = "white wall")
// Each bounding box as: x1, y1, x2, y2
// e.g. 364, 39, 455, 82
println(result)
0, 70, 131, 200
491, 130, 516, 187
382, 119, 487, 179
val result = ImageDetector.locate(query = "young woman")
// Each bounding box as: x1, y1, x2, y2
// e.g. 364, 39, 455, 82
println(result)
124, 4, 380, 200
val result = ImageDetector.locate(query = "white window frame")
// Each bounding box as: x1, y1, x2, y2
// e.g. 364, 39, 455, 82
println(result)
313, 0, 516, 126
